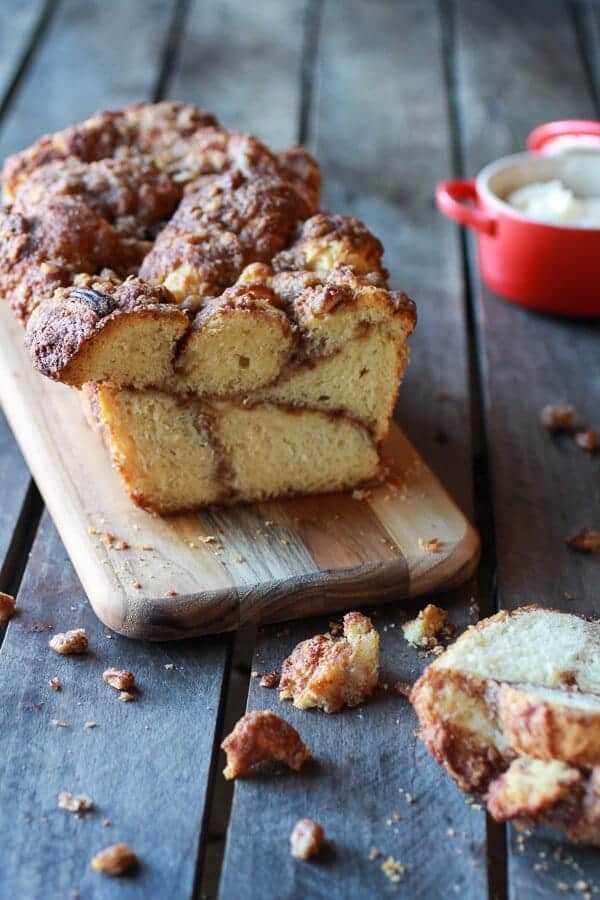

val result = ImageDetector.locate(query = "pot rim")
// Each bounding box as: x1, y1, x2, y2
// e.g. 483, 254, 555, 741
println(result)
475, 150, 600, 233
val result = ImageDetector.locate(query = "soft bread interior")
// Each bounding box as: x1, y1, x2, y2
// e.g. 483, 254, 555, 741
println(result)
89, 387, 379, 513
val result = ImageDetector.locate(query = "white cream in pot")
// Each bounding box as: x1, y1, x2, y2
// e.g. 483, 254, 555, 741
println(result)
507, 178, 600, 226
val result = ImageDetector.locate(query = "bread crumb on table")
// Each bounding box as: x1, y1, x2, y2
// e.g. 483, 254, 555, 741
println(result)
0, 591, 16, 625
575, 429, 597, 452
290, 818, 324, 860
221, 710, 310, 780
541, 403, 576, 433
49, 677, 61, 691
91, 843, 138, 876
58, 791, 94, 814
119, 691, 135, 702
103, 668, 135, 691
84, 721, 96, 729
402, 604, 447, 649
381, 856, 406, 884
565, 527, 600, 554
279, 611, 379, 714
260, 671, 280, 689
49, 628, 88, 655
418, 537, 443, 554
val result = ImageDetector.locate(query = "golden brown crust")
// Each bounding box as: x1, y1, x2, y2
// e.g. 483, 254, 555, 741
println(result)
0, 198, 147, 321
273, 212, 387, 280
1, 100, 218, 200
221, 710, 310, 780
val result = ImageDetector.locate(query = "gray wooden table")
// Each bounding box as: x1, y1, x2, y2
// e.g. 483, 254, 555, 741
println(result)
0, 1, 599, 897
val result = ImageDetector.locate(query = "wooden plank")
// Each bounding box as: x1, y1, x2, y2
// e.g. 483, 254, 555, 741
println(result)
453, 0, 600, 896
167, 0, 306, 147
220, 2, 488, 897
0, 511, 230, 900
0, 298, 479, 638
164, 2, 321, 891
0, 2, 235, 897
0, 0, 53, 589
0, 0, 177, 160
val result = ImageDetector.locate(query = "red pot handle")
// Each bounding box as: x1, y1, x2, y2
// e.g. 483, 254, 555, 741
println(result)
527, 119, 600, 152
436, 179, 497, 236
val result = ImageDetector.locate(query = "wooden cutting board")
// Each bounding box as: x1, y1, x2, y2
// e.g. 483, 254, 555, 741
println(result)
0, 303, 479, 639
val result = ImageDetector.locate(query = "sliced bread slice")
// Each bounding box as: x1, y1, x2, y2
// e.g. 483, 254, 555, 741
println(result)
410, 606, 600, 845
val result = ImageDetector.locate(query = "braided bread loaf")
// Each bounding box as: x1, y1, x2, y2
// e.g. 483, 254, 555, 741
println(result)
1, 102, 416, 513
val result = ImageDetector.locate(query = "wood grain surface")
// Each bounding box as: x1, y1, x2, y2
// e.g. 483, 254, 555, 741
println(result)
0, 302, 479, 640
455, 0, 600, 896
220, 2, 489, 898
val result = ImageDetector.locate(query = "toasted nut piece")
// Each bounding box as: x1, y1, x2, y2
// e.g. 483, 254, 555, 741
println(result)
91, 843, 138, 876
565, 528, 600, 554
0, 591, 16, 625
221, 710, 310, 780
58, 791, 94, 814
290, 818, 324, 860
541, 404, 576, 433
49, 628, 88, 655
402, 604, 447, 649
103, 668, 135, 691
279, 612, 379, 713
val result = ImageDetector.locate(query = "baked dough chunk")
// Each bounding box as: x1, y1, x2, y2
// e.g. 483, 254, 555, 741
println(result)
273, 212, 387, 279
26, 276, 187, 390
139, 171, 312, 307
12, 155, 181, 239
0, 197, 147, 322
221, 710, 310, 780
279, 612, 379, 713
411, 606, 600, 846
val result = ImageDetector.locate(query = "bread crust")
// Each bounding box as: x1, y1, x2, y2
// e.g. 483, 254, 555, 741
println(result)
498, 684, 600, 768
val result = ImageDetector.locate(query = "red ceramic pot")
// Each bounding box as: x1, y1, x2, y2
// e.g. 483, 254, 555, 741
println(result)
436, 120, 600, 317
